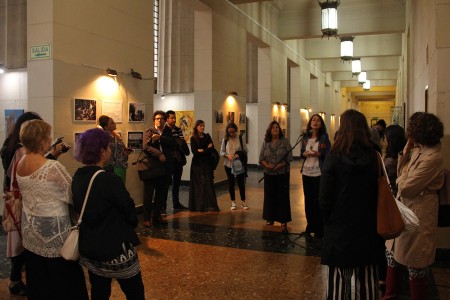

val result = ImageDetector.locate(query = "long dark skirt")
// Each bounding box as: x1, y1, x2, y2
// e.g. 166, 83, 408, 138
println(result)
262, 172, 292, 223
189, 163, 219, 212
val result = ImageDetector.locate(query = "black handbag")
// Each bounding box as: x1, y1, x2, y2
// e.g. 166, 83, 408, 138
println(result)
135, 152, 166, 181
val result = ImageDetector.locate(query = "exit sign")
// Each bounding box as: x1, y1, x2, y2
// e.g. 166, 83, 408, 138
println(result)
30, 44, 52, 60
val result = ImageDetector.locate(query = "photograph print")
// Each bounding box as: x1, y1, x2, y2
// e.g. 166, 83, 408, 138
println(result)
129, 102, 146, 122
74, 98, 97, 121
5, 109, 24, 135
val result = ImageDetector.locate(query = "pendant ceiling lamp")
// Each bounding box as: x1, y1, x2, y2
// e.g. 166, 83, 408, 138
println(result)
340, 36, 354, 61
319, 0, 340, 38
363, 80, 371, 90
352, 58, 361, 76
358, 71, 367, 85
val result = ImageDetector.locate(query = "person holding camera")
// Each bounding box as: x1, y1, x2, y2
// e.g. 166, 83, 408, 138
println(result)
220, 122, 248, 210
98, 115, 132, 184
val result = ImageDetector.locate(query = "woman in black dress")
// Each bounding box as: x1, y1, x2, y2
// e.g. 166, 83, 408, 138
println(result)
189, 120, 219, 212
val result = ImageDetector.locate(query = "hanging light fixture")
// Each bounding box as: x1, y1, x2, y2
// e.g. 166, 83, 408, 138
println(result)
358, 71, 367, 85
351, 58, 361, 76
340, 36, 354, 61
319, 0, 340, 38
363, 80, 371, 90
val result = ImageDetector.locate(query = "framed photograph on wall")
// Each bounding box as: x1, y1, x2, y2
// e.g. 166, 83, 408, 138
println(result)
227, 111, 235, 123
102, 101, 123, 123
239, 112, 246, 124
215, 111, 223, 124
74, 98, 97, 121
5, 109, 24, 136
128, 103, 146, 122
127, 131, 144, 149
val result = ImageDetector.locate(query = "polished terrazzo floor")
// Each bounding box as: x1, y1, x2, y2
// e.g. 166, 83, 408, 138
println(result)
1, 160, 450, 299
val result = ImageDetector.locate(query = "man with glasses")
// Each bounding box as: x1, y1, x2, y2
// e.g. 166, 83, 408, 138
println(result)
141, 111, 175, 227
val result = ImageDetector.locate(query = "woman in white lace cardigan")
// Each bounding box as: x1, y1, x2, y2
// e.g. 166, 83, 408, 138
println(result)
15, 120, 88, 300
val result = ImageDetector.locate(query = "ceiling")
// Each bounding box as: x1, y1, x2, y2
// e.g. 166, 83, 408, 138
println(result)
229, 0, 406, 102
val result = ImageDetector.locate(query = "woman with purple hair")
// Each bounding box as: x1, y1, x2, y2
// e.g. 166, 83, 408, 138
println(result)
72, 128, 145, 299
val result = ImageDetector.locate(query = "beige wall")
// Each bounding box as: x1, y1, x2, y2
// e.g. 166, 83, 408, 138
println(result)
26, 0, 154, 205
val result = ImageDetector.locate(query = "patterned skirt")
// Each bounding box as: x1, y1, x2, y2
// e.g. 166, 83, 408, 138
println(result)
80, 242, 140, 279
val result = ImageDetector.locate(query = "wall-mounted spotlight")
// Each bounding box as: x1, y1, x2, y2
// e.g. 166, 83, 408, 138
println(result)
229, 91, 238, 96
282, 103, 288, 108
0, 64, 5, 74
274, 101, 281, 106
106, 68, 118, 77
131, 68, 142, 79
351, 58, 361, 76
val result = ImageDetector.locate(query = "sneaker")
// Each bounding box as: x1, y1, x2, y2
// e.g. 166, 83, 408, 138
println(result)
231, 201, 237, 210
241, 202, 249, 210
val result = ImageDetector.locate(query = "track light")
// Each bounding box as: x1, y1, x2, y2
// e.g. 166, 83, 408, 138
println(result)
106, 68, 118, 77
131, 68, 142, 79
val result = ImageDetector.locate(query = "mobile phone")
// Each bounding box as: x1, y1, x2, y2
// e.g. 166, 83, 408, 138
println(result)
51, 137, 64, 148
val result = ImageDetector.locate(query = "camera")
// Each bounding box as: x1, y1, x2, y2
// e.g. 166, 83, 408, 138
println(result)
51, 137, 71, 153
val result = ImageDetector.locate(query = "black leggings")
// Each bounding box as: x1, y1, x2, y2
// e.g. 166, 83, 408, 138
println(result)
224, 166, 246, 201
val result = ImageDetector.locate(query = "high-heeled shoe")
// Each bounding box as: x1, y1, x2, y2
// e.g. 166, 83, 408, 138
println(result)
281, 223, 288, 235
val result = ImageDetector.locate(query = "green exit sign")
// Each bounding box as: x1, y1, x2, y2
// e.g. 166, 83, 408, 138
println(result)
30, 44, 52, 60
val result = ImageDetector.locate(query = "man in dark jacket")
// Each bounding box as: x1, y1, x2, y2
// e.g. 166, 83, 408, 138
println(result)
165, 110, 190, 210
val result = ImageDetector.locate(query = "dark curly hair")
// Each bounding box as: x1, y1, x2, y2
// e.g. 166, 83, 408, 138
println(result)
264, 121, 283, 142
385, 125, 406, 159
407, 112, 443, 146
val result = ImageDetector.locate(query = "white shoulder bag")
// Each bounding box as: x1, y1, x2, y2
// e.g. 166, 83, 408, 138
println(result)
61, 170, 104, 260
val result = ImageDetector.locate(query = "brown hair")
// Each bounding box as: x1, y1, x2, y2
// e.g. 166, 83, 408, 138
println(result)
264, 121, 283, 142
332, 109, 372, 157
407, 112, 443, 146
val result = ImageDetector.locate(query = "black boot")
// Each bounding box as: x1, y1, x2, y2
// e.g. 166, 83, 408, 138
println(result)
152, 214, 168, 225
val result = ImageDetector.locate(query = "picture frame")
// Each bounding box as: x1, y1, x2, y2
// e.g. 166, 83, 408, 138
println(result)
239, 112, 246, 124
227, 111, 235, 123
128, 103, 146, 122
127, 131, 144, 149
102, 101, 123, 123
74, 98, 97, 121
5, 109, 24, 135
215, 110, 223, 124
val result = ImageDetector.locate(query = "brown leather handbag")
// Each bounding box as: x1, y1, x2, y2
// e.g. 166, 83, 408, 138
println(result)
376, 153, 405, 240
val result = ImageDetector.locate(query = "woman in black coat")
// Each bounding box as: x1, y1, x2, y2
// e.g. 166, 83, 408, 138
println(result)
319, 109, 385, 299
72, 128, 144, 300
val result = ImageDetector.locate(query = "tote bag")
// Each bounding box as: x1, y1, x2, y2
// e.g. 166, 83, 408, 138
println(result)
376, 153, 405, 240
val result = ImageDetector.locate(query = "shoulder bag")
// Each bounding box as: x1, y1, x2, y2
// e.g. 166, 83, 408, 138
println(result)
206, 133, 220, 170
61, 169, 104, 261
376, 152, 405, 240
134, 150, 166, 181
2, 158, 22, 236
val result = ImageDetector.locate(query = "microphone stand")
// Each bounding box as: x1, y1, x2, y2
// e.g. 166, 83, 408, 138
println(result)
258, 131, 307, 183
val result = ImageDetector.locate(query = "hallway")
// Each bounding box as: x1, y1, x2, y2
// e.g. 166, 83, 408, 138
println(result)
0, 161, 449, 299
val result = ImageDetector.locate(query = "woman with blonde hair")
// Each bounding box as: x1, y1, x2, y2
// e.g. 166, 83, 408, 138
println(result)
16, 119, 88, 300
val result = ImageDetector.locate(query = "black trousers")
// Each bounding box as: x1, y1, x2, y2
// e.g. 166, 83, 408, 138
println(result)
170, 162, 184, 206
24, 249, 88, 300
10, 251, 25, 281
143, 175, 166, 219
224, 166, 246, 201
302, 174, 323, 236
88, 270, 145, 300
